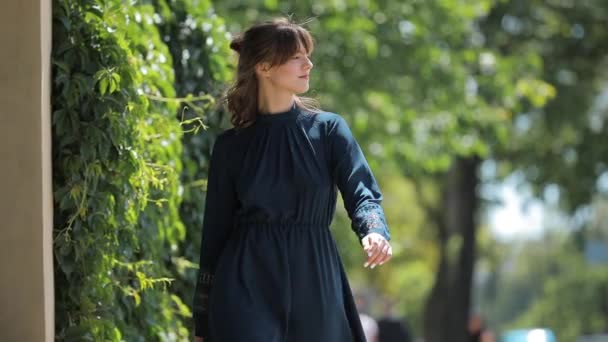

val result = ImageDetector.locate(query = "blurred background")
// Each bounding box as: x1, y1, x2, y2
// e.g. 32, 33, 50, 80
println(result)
45, 0, 608, 341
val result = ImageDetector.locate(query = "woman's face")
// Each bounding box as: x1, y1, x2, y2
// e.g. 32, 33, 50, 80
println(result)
262, 46, 313, 94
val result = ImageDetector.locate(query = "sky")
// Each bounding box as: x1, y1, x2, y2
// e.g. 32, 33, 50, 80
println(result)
481, 161, 547, 241
485, 164, 608, 241
487, 88, 608, 241
486, 181, 545, 241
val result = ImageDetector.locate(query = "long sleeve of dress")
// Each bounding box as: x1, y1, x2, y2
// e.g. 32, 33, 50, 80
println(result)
328, 115, 391, 244
193, 132, 237, 339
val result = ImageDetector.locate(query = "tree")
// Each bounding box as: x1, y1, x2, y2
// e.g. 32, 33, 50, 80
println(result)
476, 2, 608, 337
481, 0, 608, 212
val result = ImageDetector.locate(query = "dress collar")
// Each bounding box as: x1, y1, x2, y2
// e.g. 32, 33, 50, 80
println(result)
256, 102, 300, 122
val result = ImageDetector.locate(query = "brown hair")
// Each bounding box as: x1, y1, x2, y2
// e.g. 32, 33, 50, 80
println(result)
224, 17, 320, 129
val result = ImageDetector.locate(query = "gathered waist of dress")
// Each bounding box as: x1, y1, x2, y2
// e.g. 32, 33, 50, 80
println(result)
233, 219, 330, 230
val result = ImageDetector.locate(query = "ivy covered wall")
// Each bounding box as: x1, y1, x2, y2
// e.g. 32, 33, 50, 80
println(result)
51, 0, 232, 340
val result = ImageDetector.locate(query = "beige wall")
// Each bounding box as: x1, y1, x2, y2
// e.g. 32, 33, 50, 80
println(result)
0, 0, 54, 341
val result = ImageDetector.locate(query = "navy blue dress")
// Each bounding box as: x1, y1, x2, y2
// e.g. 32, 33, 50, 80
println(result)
193, 103, 391, 341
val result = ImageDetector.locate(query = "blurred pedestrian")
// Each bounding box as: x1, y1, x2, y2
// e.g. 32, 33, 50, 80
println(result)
377, 317, 413, 342
469, 313, 495, 342
360, 313, 379, 342
377, 299, 413, 342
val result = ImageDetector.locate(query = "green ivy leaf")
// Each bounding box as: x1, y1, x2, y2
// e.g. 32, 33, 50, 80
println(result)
99, 77, 108, 96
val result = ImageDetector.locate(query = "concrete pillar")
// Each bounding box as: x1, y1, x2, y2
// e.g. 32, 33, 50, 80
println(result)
0, 0, 54, 340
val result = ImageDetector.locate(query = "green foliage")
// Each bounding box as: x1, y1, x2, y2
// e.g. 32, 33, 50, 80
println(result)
481, 0, 608, 210
512, 264, 608, 341
51, 0, 232, 340
478, 229, 608, 340
149, 0, 235, 333
53, 0, 232, 339
476, 2, 608, 337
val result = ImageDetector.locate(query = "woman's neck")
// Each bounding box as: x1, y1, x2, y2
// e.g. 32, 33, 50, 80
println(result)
258, 91, 296, 114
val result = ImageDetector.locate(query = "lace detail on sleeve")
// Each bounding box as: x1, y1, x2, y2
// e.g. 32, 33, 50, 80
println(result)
352, 202, 391, 241
193, 270, 214, 337
194, 271, 214, 310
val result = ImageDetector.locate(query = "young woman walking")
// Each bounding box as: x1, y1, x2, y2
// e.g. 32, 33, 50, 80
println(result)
193, 17, 393, 342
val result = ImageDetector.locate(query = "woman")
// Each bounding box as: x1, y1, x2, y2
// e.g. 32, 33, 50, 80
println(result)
193, 17, 393, 342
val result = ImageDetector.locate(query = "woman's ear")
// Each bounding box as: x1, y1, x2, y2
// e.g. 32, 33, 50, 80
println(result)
255, 62, 271, 78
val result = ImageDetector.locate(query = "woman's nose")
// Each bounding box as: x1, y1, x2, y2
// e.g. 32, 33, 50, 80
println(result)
305, 57, 313, 70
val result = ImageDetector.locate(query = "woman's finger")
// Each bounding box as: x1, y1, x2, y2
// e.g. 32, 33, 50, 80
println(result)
378, 243, 391, 265
367, 239, 387, 267
362, 235, 374, 252
363, 247, 376, 267
364, 235, 379, 253
362, 233, 392, 268
371, 241, 393, 267
363, 237, 380, 267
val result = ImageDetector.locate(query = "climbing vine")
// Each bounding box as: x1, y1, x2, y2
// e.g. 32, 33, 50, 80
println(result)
52, 0, 232, 340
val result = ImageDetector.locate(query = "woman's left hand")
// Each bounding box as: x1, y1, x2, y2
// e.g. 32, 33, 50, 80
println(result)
362, 232, 392, 269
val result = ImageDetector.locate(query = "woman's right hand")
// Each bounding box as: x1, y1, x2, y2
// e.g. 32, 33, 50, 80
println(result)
194, 337, 203, 342
362, 232, 393, 269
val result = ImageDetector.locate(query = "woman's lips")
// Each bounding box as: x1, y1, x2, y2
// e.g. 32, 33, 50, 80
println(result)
299, 75, 309, 80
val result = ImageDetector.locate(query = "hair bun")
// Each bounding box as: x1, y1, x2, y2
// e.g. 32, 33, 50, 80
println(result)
230, 36, 243, 53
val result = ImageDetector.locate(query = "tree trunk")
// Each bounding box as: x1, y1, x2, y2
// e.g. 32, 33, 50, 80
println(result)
423, 156, 480, 342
